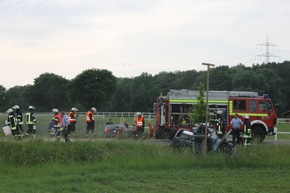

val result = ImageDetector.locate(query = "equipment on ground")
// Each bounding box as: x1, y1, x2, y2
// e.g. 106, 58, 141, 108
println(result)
2, 126, 12, 136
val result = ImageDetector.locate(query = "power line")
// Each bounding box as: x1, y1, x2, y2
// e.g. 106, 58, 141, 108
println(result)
256, 34, 280, 63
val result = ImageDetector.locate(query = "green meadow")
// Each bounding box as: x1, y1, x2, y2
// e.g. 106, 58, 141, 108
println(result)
1, 139, 290, 192
1, 114, 290, 192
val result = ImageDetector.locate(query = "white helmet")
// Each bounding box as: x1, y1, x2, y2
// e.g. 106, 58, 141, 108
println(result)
28, 106, 35, 110
52, 108, 59, 113
244, 114, 249, 119
6, 108, 13, 113
91, 107, 97, 113
216, 110, 223, 115
71, 107, 78, 112
136, 112, 141, 116
12, 105, 20, 110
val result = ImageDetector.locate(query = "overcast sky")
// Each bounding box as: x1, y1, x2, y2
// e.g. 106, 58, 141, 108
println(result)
0, 0, 289, 89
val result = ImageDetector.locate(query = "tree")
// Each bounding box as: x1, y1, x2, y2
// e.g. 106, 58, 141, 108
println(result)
111, 78, 132, 111
68, 68, 116, 111
129, 72, 154, 112
0, 85, 8, 111
210, 66, 232, 90
192, 83, 206, 124
6, 86, 30, 111
25, 73, 69, 111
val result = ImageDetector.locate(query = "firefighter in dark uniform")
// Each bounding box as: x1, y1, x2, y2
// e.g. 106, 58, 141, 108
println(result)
25, 106, 36, 137
242, 114, 252, 147
12, 105, 24, 134
6, 108, 21, 139
215, 110, 224, 136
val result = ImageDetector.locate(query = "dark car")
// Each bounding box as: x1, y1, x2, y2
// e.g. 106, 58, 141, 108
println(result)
104, 124, 131, 138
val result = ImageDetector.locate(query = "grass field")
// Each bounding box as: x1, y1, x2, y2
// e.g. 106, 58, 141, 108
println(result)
1, 114, 290, 192
0, 113, 138, 139
0, 139, 290, 193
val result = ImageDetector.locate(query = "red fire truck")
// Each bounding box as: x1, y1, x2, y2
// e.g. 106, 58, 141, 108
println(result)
153, 89, 277, 142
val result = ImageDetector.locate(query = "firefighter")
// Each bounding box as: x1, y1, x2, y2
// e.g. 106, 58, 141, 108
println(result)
85, 107, 96, 136
6, 108, 21, 139
135, 112, 145, 136
242, 114, 252, 147
25, 106, 36, 137
52, 108, 62, 140
12, 105, 24, 134
68, 107, 78, 136
215, 110, 224, 136
230, 113, 243, 145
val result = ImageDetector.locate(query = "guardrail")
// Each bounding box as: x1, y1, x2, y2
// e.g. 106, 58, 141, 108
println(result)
1, 112, 289, 140
275, 118, 290, 140
277, 118, 290, 124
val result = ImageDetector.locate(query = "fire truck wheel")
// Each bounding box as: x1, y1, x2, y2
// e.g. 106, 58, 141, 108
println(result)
169, 128, 177, 140
252, 126, 265, 143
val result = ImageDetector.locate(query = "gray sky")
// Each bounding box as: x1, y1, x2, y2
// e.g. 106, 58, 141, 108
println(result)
0, 0, 289, 89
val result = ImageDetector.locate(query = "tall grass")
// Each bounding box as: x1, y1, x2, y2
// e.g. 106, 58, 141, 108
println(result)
1, 139, 290, 169
1, 140, 290, 192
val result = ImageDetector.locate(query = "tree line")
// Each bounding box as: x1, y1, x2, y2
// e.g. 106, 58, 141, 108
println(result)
0, 61, 289, 116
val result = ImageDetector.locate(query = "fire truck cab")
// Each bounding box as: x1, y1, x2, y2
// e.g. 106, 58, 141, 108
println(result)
154, 89, 277, 142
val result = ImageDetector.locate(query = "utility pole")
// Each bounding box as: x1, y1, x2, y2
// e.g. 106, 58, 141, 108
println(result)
256, 34, 279, 64
202, 63, 215, 156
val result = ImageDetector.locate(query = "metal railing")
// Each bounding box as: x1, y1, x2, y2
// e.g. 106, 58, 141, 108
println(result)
277, 118, 290, 124
275, 118, 290, 140
1, 112, 290, 140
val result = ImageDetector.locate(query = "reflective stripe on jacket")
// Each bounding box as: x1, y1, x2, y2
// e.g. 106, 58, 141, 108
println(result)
8, 114, 17, 130
26, 112, 36, 125
86, 111, 95, 123
53, 113, 62, 128
136, 116, 144, 127
68, 111, 77, 123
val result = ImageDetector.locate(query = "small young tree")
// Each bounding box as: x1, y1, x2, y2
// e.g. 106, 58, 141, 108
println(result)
192, 82, 206, 124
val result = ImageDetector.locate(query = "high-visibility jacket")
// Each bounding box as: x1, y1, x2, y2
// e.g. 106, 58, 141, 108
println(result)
53, 113, 62, 128
26, 112, 36, 125
86, 111, 95, 123
7, 114, 17, 130
15, 111, 23, 126
136, 116, 144, 128
215, 117, 223, 134
243, 119, 252, 138
68, 111, 77, 123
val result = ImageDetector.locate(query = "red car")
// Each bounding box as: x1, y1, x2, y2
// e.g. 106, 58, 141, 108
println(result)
104, 124, 131, 138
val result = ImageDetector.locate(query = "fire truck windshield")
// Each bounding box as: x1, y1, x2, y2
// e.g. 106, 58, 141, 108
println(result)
258, 100, 273, 112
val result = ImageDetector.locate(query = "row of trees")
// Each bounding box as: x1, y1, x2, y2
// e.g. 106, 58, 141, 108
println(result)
0, 61, 289, 115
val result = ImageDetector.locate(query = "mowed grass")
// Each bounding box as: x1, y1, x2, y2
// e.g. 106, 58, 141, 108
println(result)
0, 139, 290, 193
0, 113, 142, 139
